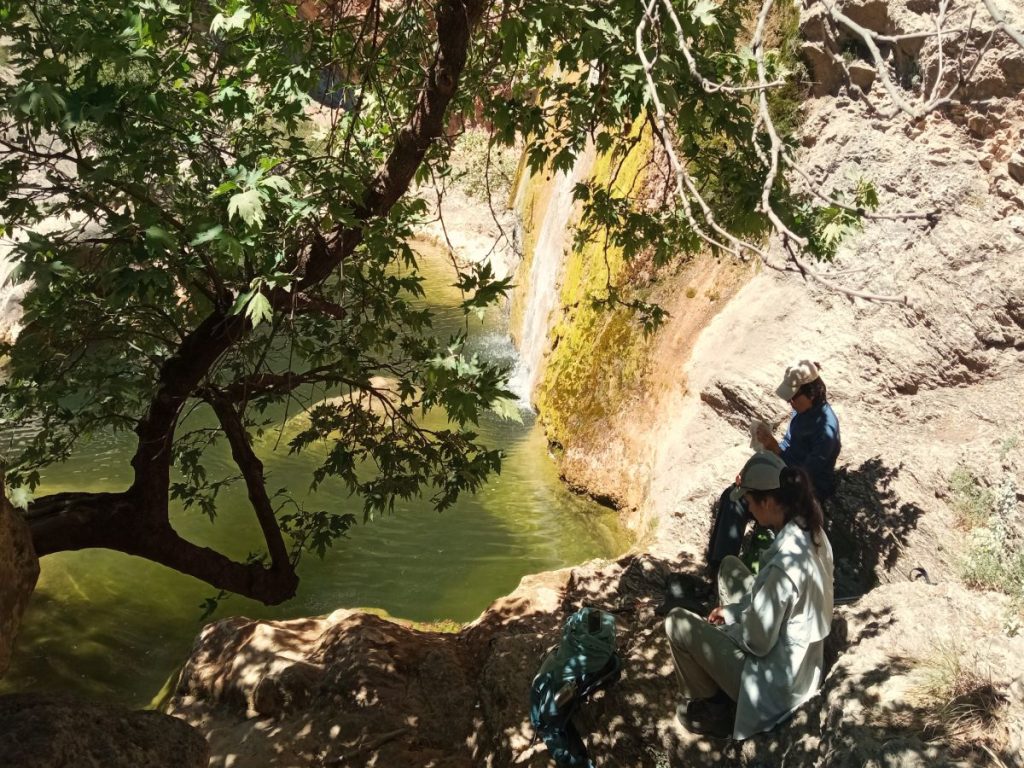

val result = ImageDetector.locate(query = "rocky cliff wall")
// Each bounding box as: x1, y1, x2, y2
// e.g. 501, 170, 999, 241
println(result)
524, 0, 1024, 591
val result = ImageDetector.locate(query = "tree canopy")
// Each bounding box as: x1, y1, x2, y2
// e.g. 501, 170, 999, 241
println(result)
0, 0, 947, 602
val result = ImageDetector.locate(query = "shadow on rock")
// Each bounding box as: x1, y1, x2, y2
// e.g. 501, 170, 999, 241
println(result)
829, 457, 924, 597
167, 553, 1024, 768
0, 693, 209, 768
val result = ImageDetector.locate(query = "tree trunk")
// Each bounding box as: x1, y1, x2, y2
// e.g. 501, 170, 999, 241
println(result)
23, 492, 299, 604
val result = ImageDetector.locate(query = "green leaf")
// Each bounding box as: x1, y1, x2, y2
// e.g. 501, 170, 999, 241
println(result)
210, 7, 251, 35
229, 287, 256, 316
227, 189, 265, 229
661, 83, 678, 110
190, 225, 224, 246
261, 175, 291, 193
8, 486, 33, 509
211, 181, 238, 198
489, 397, 524, 424
691, 0, 718, 26
245, 292, 273, 327
144, 226, 175, 249
820, 218, 848, 248
855, 179, 879, 210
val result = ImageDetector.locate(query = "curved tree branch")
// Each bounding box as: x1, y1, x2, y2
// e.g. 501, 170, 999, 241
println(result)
208, 395, 292, 575
32, 0, 492, 605
24, 489, 299, 604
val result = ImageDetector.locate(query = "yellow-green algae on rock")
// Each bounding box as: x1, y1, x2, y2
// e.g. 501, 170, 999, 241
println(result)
529, 126, 655, 451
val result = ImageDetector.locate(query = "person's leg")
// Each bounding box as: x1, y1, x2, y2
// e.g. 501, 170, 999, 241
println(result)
707, 486, 751, 569
664, 608, 745, 702
717, 555, 755, 607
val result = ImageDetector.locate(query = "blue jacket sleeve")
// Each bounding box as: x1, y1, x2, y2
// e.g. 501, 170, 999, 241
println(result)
780, 407, 841, 498
778, 412, 795, 454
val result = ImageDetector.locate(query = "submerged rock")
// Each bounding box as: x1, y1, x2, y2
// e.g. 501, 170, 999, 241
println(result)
0, 693, 209, 768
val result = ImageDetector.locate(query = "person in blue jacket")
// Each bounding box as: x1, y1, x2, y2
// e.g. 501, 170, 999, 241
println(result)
706, 360, 841, 573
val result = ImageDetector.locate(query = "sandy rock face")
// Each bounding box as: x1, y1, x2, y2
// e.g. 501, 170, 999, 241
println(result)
168, 555, 684, 768
172, 609, 485, 767
0, 693, 209, 768
0, 488, 38, 677
799, 0, 1024, 104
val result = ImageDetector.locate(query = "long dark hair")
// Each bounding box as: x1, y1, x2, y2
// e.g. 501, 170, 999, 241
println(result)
748, 466, 825, 545
796, 364, 828, 407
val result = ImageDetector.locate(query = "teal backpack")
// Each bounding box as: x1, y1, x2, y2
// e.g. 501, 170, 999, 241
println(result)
529, 607, 621, 767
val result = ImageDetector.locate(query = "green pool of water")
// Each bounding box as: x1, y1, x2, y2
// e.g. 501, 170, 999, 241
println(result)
1, 242, 628, 707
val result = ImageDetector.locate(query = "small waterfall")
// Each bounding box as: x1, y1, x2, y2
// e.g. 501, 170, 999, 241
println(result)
509, 149, 594, 404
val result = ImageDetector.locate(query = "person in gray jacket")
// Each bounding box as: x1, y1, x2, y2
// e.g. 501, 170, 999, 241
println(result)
665, 451, 834, 739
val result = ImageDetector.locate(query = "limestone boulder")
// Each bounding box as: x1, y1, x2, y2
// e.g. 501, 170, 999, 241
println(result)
1009, 151, 1024, 185
0, 487, 38, 677
172, 608, 482, 767
0, 693, 209, 768
799, 4, 845, 97
847, 60, 877, 93
835, 0, 890, 34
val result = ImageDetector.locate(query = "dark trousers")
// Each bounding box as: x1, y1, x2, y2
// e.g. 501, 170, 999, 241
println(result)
706, 485, 751, 568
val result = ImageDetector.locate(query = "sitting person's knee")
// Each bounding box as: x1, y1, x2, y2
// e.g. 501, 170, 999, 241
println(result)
720, 554, 745, 572
664, 607, 701, 645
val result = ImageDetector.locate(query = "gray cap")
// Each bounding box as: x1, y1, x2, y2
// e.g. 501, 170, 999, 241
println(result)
730, 451, 787, 502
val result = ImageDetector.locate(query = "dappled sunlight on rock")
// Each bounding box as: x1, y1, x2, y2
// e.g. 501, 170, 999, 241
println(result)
168, 551, 695, 766
167, 544, 1024, 767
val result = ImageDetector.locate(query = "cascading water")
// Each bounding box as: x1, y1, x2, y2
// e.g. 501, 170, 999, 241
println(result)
508, 149, 595, 404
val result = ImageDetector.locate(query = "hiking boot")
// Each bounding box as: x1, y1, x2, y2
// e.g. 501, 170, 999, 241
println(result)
676, 693, 735, 739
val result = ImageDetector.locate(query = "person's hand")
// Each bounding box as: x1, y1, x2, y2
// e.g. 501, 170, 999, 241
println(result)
707, 606, 726, 625
756, 425, 780, 454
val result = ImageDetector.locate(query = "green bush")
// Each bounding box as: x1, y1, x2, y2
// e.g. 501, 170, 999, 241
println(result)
950, 465, 1023, 611
447, 129, 519, 204
948, 466, 996, 529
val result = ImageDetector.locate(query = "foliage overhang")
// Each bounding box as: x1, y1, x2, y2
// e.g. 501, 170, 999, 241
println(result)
0, 0, 864, 602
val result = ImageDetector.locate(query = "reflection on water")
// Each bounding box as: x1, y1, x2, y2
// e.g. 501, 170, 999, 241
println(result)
1, 241, 628, 707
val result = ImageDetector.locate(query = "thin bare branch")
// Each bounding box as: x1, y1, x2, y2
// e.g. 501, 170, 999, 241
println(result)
208, 395, 292, 573
637, 0, 914, 304
981, 0, 1024, 49
753, 0, 808, 248
657, 0, 785, 94
826, 3, 923, 118
781, 149, 938, 222
785, 242, 910, 306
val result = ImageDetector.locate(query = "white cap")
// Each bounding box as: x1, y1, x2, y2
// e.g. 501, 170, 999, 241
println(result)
775, 360, 820, 401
